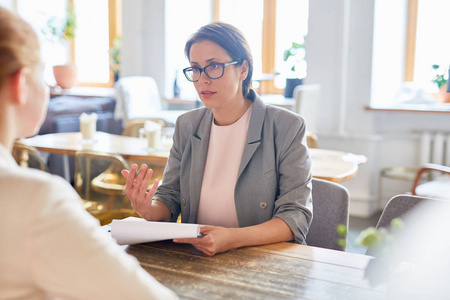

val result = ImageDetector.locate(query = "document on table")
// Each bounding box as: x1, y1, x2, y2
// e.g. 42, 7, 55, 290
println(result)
110, 217, 202, 245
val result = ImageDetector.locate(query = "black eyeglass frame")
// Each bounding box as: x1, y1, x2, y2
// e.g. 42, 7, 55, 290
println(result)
182, 60, 242, 82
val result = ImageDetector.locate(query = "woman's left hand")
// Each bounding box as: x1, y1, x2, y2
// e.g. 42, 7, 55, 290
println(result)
173, 225, 236, 256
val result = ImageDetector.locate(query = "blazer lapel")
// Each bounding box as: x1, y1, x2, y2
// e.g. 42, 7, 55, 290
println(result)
237, 94, 266, 179
189, 110, 213, 223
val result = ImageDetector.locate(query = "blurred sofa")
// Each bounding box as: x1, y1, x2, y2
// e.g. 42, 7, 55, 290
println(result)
40, 96, 123, 181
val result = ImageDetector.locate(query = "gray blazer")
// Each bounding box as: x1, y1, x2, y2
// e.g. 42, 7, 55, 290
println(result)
154, 91, 313, 244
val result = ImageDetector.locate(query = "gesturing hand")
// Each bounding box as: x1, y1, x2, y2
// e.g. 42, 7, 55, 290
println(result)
121, 164, 159, 219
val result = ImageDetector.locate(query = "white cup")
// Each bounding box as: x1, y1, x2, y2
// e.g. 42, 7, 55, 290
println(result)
79, 113, 97, 140
139, 121, 162, 149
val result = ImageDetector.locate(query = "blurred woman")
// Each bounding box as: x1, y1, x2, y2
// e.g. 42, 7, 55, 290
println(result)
0, 7, 177, 300
123, 22, 313, 256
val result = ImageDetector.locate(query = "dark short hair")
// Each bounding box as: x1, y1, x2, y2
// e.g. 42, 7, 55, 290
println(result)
185, 22, 253, 99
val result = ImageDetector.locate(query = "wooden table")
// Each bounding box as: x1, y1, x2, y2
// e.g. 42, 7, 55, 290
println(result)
310, 148, 367, 183
21, 132, 168, 181
125, 240, 386, 299
22, 132, 365, 183
21, 132, 168, 163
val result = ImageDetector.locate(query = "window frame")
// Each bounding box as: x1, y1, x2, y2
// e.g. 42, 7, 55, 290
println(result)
213, 0, 283, 94
404, 0, 418, 82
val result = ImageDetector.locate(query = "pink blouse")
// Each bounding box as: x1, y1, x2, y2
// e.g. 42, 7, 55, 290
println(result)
197, 105, 253, 227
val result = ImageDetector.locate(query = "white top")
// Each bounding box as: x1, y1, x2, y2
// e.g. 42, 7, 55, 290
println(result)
0, 144, 178, 300
197, 105, 253, 227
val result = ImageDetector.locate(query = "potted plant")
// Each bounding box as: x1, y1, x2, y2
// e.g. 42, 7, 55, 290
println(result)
108, 36, 121, 82
42, 4, 77, 89
282, 39, 307, 98
431, 64, 450, 103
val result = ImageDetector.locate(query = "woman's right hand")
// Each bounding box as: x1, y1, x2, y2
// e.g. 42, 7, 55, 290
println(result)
121, 164, 159, 220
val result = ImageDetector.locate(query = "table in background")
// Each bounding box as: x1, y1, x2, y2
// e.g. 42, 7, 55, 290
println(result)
21, 132, 168, 181
22, 132, 365, 183
310, 148, 367, 183
125, 240, 386, 299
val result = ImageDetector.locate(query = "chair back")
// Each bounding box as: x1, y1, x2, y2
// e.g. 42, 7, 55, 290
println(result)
114, 76, 162, 125
74, 150, 130, 206
12, 141, 48, 171
74, 150, 139, 225
121, 118, 166, 137
306, 132, 319, 148
367, 194, 444, 256
306, 178, 349, 251
293, 84, 321, 133
375, 194, 431, 230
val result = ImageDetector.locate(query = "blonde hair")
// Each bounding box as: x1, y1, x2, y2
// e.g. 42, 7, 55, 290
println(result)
0, 7, 40, 87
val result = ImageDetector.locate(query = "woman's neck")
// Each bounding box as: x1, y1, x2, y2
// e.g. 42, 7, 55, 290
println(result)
212, 97, 252, 126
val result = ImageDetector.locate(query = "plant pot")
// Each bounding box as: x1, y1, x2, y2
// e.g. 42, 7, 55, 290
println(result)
439, 84, 450, 103
53, 64, 78, 89
284, 78, 303, 98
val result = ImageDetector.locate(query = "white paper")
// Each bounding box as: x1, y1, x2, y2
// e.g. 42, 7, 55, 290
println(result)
110, 217, 201, 245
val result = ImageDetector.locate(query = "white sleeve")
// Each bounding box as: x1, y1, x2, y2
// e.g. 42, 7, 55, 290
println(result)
28, 176, 178, 300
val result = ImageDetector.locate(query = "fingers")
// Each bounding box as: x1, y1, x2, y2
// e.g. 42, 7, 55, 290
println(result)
124, 164, 158, 201
137, 168, 154, 201
148, 177, 159, 197
121, 169, 129, 178
124, 164, 139, 195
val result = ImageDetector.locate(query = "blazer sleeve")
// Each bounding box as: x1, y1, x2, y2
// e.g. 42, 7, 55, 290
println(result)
153, 118, 183, 222
272, 114, 313, 244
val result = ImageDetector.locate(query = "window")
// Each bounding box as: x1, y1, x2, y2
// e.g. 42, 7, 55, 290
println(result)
74, 0, 111, 86
218, 0, 309, 94
406, 0, 450, 88
371, 0, 450, 107
164, 0, 212, 100
15, 0, 120, 87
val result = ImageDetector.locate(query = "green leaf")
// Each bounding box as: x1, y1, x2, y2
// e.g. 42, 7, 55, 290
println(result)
390, 218, 404, 230
291, 41, 305, 49
336, 224, 347, 237
336, 238, 346, 249
357, 227, 382, 248
283, 49, 290, 61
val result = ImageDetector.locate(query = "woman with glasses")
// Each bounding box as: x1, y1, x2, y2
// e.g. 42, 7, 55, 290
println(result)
0, 7, 177, 299
122, 22, 312, 256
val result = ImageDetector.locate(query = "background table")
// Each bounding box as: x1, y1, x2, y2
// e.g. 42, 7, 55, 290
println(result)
22, 132, 365, 183
125, 240, 386, 299
21, 132, 168, 180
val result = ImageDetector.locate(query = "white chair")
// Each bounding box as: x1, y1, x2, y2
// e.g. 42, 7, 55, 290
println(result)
411, 163, 450, 200
293, 84, 321, 133
114, 76, 186, 127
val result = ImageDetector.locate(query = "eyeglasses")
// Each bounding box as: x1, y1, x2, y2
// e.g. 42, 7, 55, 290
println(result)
182, 61, 241, 82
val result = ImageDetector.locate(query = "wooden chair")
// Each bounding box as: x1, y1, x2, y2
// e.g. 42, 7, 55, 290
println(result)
74, 150, 138, 225
121, 118, 166, 137
306, 132, 319, 148
411, 163, 450, 200
306, 178, 349, 251
12, 141, 48, 171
